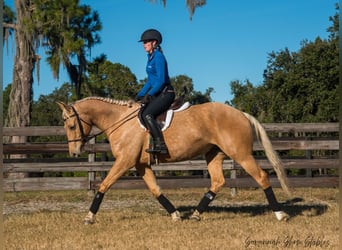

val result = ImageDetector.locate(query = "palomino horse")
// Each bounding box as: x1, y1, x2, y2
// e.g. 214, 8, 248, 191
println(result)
57, 97, 291, 224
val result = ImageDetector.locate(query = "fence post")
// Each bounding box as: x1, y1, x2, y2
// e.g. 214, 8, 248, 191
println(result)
230, 161, 237, 197
100, 139, 109, 180
305, 137, 313, 177
88, 137, 96, 195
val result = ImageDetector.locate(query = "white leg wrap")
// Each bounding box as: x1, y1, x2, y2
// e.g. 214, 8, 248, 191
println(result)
84, 211, 96, 225
274, 211, 289, 221
171, 210, 181, 221
189, 210, 201, 221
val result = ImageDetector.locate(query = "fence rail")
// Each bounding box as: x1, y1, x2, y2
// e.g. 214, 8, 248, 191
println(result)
3, 123, 339, 192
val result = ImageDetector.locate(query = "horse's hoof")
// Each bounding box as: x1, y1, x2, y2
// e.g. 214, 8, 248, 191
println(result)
84, 212, 96, 225
275, 211, 290, 222
189, 210, 201, 221
84, 219, 95, 225
171, 210, 182, 221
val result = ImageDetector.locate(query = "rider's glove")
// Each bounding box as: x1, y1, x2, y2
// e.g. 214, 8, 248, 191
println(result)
134, 95, 142, 102
142, 94, 152, 104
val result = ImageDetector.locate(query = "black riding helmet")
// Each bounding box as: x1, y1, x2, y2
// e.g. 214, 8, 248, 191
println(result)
139, 29, 162, 44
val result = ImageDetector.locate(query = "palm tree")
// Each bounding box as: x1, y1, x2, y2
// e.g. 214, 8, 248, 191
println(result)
3, 0, 204, 130
3, 0, 101, 129
39, 1, 101, 99
152, 0, 206, 20
3, 0, 101, 178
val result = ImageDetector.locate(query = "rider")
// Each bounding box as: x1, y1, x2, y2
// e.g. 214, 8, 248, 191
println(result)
135, 29, 175, 155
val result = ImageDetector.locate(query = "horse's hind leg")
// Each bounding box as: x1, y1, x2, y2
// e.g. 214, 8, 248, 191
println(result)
238, 155, 289, 221
136, 164, 181, 221
190, 148, 226, 221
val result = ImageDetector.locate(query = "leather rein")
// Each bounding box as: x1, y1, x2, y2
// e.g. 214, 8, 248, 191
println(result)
63, 105, 140, 144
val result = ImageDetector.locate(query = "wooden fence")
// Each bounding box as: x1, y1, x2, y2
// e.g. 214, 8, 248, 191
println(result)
3, 123, 339, 193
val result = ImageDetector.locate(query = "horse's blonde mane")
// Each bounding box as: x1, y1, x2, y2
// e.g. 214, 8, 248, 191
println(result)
75, 96, 134, 107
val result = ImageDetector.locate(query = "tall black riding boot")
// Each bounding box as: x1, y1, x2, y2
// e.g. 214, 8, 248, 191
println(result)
144, 114, 168, 154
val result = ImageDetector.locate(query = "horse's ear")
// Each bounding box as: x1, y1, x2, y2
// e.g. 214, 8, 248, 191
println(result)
56, 101, 71, 112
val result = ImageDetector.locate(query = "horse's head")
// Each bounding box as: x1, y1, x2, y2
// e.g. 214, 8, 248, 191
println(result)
57, 102, 93, 157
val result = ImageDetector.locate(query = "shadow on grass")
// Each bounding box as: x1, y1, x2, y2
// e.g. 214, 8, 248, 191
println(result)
177, 197, 329, 219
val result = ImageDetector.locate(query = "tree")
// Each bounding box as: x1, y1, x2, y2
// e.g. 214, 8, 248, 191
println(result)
36, 0, 102, 99
230, 5, 339, 123
261, 37, 338, 122
229, 79, 264, 118
31, 83, 73, 127
171, 75, 194, 100
3, 0, 207, 133
149, 0, 206, 20
2, 84, 12, 124
3, 2, 15, 48
84, 57, 139, 99
3, 0, 101, 132
84, 60, 213, 103
170, 75, 212, 104
2, 0, 101, 177
4, 0, 36, 144
2, 0, 101, 178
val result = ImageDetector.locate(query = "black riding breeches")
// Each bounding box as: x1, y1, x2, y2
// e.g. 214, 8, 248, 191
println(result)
141, 86, 175, 123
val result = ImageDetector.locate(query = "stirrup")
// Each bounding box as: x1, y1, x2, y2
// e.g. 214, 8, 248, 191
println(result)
145, 146, 168, 155
145, 141, 168, 154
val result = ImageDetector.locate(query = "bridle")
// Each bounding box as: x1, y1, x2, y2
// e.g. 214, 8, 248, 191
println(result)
63, 106, 97, 144
63, 105, 140, 144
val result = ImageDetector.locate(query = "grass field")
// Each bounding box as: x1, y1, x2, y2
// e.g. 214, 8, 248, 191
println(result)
4, 187, 339, 249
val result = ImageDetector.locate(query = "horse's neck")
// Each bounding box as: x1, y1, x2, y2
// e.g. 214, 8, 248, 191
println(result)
80, 101, 136, 132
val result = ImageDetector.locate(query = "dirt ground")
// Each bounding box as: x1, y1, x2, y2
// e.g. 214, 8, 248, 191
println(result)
3, 187, 339, 249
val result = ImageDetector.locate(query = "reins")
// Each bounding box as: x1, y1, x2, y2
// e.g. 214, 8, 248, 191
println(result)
64, 105, 140, 144
104, 106, 141, 137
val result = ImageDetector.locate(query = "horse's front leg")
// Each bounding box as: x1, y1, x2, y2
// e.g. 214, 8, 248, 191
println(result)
136, 164, 181, 221
84, 158, 132, 225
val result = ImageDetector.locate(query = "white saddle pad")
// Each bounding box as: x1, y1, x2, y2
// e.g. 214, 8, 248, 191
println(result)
139, 102, 191, 131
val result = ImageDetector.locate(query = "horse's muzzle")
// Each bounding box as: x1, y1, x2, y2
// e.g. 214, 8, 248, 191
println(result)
70, 152, 81, 158
69, 144, 83, 157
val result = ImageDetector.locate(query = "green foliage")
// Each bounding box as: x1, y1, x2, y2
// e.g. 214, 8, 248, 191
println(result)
2, 62, 214, 132
31, 83, 73, 126
189, 87, 213, 104
82, 59, 213, 103
29, 83, 73, 151
170, 74, 212, 104
30, 0, 102, 98
84, 58, 139, 99
230, 7, 339, 123
3, 2, 15, 43
171, 75, 194, 99
147, 0, 206, 20
3, 84, 11, 121
229, 79, 261, 117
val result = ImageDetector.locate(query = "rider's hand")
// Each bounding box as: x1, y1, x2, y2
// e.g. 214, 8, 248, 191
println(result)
134, 95, 142, 102
142, 94, 152, 104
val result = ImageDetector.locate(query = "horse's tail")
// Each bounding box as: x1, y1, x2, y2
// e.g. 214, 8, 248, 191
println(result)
242, 112, 291, 197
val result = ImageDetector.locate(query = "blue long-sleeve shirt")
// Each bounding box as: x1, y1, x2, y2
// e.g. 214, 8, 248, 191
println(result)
137, 49, 170, 97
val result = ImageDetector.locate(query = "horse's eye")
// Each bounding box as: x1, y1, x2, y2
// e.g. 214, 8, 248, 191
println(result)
68, 125, 76, 130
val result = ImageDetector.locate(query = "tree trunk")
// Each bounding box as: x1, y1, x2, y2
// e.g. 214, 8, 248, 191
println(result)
5, 0, 36, 178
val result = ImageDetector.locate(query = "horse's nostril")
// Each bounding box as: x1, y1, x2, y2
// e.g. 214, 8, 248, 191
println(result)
70, 152, 78, 158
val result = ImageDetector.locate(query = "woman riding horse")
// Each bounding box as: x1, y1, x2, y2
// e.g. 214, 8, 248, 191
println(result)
58, 98, 291, 224
135, 29, 175, 155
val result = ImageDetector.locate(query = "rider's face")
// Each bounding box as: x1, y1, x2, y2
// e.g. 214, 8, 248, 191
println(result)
143, 40, 157, 54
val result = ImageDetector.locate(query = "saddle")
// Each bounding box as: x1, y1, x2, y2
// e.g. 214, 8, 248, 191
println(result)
138, 97, 191, 131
